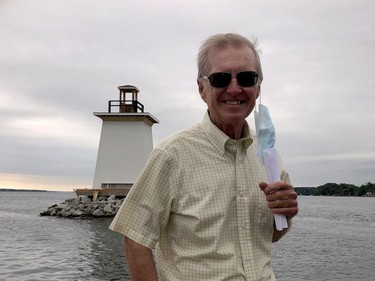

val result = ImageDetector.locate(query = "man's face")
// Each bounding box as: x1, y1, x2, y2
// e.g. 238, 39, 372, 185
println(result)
198, 45, 261, 133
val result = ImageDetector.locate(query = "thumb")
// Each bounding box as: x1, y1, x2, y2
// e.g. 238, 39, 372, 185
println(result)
258, 181, 268, 192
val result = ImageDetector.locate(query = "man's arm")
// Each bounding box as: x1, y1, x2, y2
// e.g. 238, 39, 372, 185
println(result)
124, 236, 158, 281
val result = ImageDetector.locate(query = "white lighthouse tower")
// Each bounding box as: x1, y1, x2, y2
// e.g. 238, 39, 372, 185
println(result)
92, 85, 158, 191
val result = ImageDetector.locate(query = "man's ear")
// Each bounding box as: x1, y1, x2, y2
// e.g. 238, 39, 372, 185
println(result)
197, 79, 207, 102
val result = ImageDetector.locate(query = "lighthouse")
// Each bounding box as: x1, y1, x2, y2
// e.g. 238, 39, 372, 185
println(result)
92, 85, 159, 191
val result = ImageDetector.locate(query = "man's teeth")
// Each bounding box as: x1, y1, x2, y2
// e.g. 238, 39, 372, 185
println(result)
225, 101, 242, 105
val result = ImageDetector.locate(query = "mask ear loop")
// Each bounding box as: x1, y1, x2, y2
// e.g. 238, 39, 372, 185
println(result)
257, 75, 263, 110
256, 92, 262, 112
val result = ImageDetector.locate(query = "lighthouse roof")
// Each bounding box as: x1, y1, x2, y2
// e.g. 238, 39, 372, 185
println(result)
118, 85, 139, 92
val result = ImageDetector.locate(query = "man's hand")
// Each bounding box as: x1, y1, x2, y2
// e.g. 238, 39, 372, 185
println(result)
259, 181, 298, 221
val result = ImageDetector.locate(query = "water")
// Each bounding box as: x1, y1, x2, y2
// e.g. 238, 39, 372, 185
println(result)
0, 192, 374, 281
272, 196, 375, 281
0, 192, 129, 281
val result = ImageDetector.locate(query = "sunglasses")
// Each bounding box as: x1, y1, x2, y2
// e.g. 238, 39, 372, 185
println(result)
202, 71, 259, 88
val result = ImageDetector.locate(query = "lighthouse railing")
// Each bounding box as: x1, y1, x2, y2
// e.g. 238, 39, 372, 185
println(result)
108, 100, 144, 113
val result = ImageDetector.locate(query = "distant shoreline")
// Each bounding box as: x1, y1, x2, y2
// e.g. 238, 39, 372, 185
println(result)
0, 188, 48, 192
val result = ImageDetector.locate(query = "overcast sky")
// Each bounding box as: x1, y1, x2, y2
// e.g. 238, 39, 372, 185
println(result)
1, 0, 374, 191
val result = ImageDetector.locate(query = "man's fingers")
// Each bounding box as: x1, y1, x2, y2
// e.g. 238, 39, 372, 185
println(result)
263, 181, 293, 195
265, 189, 298, 202
267, 198, 298, 208
258, 182, 268, 191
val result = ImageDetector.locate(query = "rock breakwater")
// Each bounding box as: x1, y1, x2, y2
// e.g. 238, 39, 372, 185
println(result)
40, 195, 124, 218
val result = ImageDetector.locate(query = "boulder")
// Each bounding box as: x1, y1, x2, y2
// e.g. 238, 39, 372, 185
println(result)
65, 198, 78, 204
57, 203, 69, 210
92, 209, 104, 217
61, 210, 72, 217
79, 196, 92, 204
108, 195, 117, 201
72, 210, 84, 217
103, 203, 113, 213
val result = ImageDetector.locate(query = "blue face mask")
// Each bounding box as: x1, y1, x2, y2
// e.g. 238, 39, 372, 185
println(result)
254, 104, 288, 230
254, 104, 276, 160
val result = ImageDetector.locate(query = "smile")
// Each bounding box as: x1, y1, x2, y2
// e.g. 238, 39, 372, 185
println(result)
224, 101, 245, 105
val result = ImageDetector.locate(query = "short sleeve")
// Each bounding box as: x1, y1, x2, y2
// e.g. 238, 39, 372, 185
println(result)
109, 147, 178, 248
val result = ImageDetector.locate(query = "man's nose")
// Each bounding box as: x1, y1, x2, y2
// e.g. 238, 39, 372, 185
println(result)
226, 77, 242, 94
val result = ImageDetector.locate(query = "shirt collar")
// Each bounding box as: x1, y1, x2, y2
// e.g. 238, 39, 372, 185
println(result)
201, 111, 253, 156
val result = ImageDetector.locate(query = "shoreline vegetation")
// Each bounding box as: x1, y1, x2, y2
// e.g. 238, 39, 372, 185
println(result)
0, 188, 48, 192
1, 182, 374, 197
295, 182, 375, 196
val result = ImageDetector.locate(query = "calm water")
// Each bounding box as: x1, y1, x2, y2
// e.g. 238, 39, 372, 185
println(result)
0, 192, 374, 281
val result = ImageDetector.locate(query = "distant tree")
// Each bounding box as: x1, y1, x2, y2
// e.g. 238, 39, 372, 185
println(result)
356, 185, 367, 196
339, 183, 357, 196
361, 182, 375, 195
314, 183, 340, 196
294, 187, 316, 195
313, 182, 374, 196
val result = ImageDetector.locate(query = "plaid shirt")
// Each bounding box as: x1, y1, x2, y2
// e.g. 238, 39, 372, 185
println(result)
110, 112, 277, 280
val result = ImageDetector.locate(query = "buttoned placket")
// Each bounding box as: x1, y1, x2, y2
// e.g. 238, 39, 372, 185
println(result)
234, 141, 256, 279
225, 138, 260, 280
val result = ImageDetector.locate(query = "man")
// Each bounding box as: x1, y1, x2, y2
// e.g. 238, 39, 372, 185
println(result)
110, 33, 298, 280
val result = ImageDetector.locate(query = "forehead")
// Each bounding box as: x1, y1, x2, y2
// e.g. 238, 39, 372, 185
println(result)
207, 45, 257, 73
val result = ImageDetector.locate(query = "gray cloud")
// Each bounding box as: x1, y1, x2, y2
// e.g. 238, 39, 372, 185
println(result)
0, 0, 374, 190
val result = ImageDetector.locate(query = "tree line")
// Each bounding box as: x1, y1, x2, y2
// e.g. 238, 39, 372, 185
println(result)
294, 182, 375, 196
